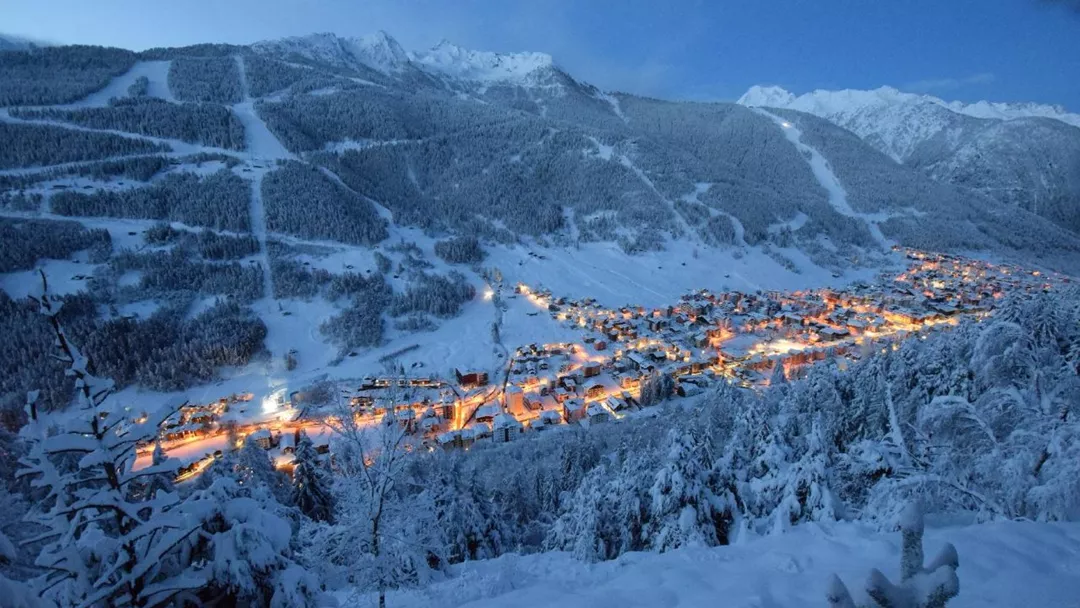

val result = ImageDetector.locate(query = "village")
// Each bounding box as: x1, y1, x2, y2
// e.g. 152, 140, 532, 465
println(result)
137, 247, 1061, 480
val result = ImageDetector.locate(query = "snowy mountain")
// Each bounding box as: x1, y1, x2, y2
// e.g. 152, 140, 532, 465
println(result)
738, 84, 1080, 139
738, 85, 1080, 233
411, 39, 556, 83
249, 31, 412, 76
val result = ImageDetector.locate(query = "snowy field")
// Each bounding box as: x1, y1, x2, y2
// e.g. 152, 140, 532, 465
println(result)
338, 521, 1080, 608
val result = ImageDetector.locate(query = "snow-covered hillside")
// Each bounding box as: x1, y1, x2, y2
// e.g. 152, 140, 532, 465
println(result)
339, 520, 1080, 608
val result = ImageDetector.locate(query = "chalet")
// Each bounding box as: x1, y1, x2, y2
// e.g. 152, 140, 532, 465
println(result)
605, 396, 631, 414
280, 432, 297, 455
436, 430, 463, 450
582, 363, 602, 378
540, 409, 563, 427
467, 422, 493, 441
435, 395, 455, 419
584, 381, 606, 399
624, 352, 646, 371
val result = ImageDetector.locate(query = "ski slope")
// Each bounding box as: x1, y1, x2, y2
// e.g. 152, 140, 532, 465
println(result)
60, 60, 176, 107
336, 520, 1080, 608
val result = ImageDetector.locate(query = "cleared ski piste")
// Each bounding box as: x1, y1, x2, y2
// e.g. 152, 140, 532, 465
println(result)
335, 520, 1080, 608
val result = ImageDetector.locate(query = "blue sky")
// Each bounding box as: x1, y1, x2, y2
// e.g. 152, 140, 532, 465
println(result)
4, 0, 1079, 109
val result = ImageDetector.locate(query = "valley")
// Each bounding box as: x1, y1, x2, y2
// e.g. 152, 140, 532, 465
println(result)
130, 246, 1060, 481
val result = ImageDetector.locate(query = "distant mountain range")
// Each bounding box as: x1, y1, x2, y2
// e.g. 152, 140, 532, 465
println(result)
2, 31, 1079, 273
738, 85, 1080, 234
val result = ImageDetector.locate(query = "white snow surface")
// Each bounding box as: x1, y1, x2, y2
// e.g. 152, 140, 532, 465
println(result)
337, 520, 1080, 608
55, 60, 176, 107
738, 85, 1080, 161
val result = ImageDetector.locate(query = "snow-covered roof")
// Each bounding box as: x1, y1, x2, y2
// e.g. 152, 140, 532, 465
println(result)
493, 413, 523, 429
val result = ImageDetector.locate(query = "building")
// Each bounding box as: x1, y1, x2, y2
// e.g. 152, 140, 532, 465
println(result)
455, 368, 489, 387
586, 402, 610, 424
505, 385, 526, 416
563, 398, 586, 423
493, 413, 524, 443
247, 429, 276, 450
584, 381, 606, 399
474, 403, 502, 424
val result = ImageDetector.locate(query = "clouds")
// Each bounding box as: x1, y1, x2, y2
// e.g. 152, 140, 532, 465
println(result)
903, 72, 996, 93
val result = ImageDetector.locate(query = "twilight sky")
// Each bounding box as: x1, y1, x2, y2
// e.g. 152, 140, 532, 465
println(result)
4, 0, 1079, 109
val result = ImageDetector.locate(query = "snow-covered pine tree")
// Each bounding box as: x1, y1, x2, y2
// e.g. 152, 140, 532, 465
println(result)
18, 273, 327, 608
198, 435, 292, 505
18, 274, 200, 607
429, 462, 505, 563
142, 438, 176, 500
182, 476, 329, 607
545, 464, 607, 562
646, 428, 727, 551
292, 432, 334, 523
769, 417, 839, 532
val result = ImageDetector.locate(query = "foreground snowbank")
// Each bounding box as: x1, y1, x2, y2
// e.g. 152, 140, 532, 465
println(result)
340, 521, 1080, 607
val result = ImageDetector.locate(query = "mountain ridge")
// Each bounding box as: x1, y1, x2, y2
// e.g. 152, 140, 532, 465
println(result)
738, 84, 1080, 234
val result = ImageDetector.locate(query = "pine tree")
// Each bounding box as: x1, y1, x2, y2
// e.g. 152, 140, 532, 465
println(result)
292, 433, 334, 523
770, 417, 839, 532
143, 438, 176, 500
16, 274, 325, 608
646, 429, 726, 551
18, 275, 201, 607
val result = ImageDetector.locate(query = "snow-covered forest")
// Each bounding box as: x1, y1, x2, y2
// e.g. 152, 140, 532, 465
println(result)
12, 98, 247, 150
50, 169, 252, 231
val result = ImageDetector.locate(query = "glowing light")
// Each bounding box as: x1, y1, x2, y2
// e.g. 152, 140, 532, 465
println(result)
781, 121, 792, 128
483, 288, 494, 301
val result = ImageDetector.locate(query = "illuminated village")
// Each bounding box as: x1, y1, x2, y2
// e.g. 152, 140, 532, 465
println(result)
138, 248, 1062, 480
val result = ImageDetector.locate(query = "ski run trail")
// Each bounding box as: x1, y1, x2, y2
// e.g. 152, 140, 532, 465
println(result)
753, 107, 891, 251
232, 53, 299, 369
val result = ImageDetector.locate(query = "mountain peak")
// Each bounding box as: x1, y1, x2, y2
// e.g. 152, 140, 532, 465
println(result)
349, 30, 409, 73
737, 85, 796, 108
411, 39, 555, 83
